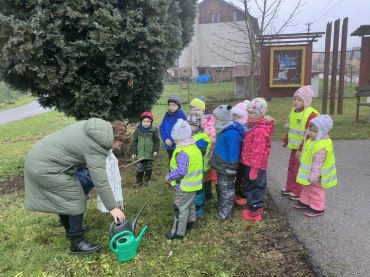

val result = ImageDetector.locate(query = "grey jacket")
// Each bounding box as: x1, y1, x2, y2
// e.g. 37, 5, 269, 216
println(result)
24, 118, 116, 215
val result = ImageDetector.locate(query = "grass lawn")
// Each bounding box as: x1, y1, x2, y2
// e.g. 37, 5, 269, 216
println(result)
0, 81, 369, 276
0, 82, 34, 111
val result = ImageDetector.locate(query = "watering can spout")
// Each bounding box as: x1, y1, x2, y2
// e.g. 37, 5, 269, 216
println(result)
135, 225, 148, 245
132, 205, 146, 236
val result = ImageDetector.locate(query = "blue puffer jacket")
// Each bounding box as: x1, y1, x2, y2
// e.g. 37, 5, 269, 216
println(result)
159, 109, 187, 150
211, 121, 245, 174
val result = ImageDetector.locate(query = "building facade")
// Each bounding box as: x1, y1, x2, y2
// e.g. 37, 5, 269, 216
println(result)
173, 0, 259, 82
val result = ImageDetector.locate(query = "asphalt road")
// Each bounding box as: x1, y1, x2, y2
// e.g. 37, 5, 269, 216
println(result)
0, 101, 51, 125
268, 140, 370, 277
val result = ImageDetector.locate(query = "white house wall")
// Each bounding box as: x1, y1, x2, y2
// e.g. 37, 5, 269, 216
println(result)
178, 20, 251, 77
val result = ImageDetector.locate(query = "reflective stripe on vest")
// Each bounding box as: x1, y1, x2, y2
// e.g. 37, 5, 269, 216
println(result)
169, 144, 203, 192
296, 138, 337, 189
287, 107, 319, 149
193, 131, 212, 173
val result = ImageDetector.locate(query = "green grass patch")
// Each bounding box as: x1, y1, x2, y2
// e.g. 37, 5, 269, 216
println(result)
0, 82, 33, 111
0, 111, 75, 181
0, 157, 312, 276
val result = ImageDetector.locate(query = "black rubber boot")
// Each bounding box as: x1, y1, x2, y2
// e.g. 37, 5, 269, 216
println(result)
70, 237, 102, 254
66, 225, 90, 238
68, 213, 100, 254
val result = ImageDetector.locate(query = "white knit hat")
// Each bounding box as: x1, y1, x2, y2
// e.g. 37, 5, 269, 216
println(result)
171, 119, 191, 141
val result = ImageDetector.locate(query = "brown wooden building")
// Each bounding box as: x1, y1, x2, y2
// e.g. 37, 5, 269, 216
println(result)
257, 32, 323, 99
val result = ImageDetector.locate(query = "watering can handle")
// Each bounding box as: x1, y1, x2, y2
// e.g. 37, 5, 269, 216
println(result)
109, 230, 133, 253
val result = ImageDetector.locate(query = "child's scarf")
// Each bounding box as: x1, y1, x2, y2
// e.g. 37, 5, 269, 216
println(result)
215, 120, 233, 134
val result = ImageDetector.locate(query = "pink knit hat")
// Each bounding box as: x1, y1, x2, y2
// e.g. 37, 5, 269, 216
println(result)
231, 102, 248, 124
293, 85, 314, 108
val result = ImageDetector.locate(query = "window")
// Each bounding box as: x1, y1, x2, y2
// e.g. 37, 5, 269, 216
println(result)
210, 13, 215, 23
216, 12, 221, 22
233, 11, 237, 21
199, 69, 206, 75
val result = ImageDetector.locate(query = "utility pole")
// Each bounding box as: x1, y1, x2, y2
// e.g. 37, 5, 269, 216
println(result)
305, 22, 313, 41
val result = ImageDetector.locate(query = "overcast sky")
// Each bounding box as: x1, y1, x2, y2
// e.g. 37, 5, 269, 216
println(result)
199, 0, 369, 51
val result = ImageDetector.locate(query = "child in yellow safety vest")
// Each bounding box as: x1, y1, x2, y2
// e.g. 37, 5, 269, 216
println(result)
187, 109, 212, 216
165, 119, 203, 240
281, 85, 319, 200
294, 115, 337, 217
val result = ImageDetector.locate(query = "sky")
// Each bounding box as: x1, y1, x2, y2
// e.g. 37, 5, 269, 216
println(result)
199, 0, 369, 51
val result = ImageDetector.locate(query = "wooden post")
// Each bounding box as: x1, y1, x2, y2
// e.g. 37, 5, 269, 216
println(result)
338, 17, 348, 114
330, 19, 340, 114
322, 22, 332, 114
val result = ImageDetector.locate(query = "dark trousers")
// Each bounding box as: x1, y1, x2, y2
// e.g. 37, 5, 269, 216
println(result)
234, 164, 246, 198
203, 180, 213, 200
166, 149, 174, 164
59, 214, 84, 237
136, 160, 153, 183
239, 164, 267, 211
216, 173, 235, 219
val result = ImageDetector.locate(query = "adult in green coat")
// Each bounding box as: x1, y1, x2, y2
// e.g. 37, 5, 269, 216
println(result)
24, 118, 125, 254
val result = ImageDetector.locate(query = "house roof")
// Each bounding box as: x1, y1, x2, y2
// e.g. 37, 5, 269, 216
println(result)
351, 25, 370, 37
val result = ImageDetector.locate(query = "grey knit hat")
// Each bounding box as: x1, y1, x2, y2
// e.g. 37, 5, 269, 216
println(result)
213, 105, 233, 121
168, 94, 182, 108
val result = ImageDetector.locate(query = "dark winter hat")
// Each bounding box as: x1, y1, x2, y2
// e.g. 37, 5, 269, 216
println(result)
168, 94, 182, 108
140, 111, 154, 122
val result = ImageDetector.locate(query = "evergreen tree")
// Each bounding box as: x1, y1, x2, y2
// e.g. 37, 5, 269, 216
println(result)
0, 0, 196, 120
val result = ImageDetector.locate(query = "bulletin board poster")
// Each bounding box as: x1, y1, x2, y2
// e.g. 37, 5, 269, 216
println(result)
269, 46, 306, 88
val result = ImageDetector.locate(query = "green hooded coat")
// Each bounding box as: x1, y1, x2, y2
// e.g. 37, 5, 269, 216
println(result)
24, 118, 116, 216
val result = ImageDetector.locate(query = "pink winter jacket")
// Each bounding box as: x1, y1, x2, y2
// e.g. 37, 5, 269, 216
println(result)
240, 117, 275, 179
202, 114, 216, 142
308, 135, 329, 184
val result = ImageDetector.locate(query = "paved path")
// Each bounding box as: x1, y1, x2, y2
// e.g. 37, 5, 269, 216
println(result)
0, 101, 51, 125
268, 140, 370, 277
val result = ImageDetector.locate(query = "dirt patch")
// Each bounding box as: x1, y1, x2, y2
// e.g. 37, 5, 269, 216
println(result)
0, 176, 24, 195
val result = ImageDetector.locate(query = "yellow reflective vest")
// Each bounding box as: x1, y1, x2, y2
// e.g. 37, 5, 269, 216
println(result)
296, 138, 337, 189
193, 131, 212, 173
287, 107, 319, 149
170, 144, 203, 192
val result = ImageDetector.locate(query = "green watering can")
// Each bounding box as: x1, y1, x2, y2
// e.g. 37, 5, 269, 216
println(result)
109, 226, 148, 262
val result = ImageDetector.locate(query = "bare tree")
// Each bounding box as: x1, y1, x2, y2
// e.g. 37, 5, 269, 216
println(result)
204, 0, 304, 99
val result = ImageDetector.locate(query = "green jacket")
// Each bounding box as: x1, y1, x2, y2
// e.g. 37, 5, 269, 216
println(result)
24, 118, 116, 216
130, 125, 160, 160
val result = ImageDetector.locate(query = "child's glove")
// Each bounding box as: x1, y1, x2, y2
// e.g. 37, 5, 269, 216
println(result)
249, 169, 258, 180
175, 183, 182, 192
226, 168, 236, 176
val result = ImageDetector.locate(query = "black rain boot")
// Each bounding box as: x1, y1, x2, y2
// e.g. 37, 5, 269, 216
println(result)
133, 172, 144, 188
60, 214, 89, 238
66, 225, 90, 238
144, 170, 152, 186
69, 214, 101, 254
70, 237, 102, 254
